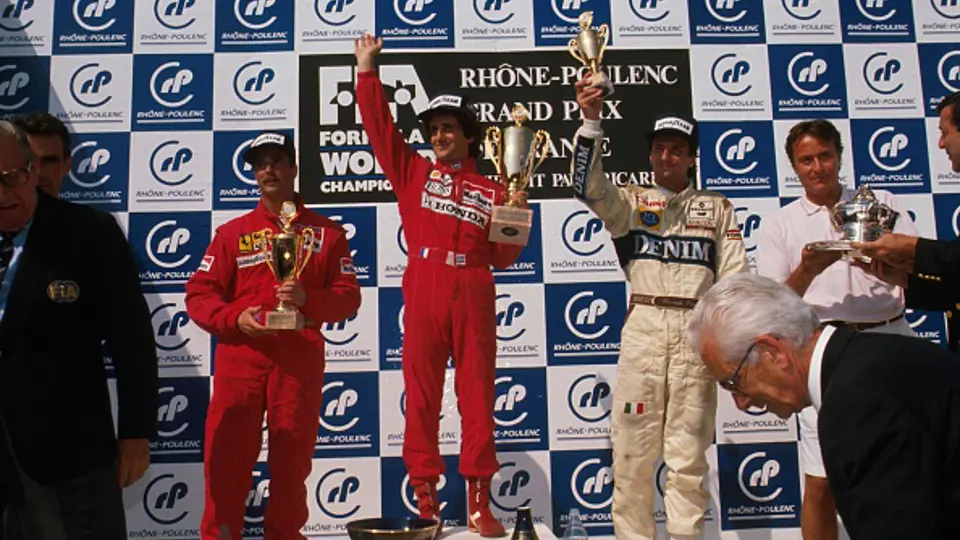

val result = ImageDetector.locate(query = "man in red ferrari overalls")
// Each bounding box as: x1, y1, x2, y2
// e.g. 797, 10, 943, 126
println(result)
185, 131, 362, 540
355, 34, 527, 537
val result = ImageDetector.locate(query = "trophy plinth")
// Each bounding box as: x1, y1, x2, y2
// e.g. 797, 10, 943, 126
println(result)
485, 105, 550, 246
263, 201, 315, 330
806, 184, 898, 263
568, 11, 614, 97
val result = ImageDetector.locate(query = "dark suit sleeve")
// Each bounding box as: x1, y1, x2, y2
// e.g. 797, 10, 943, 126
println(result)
914, 237, 960, 283
97, 214, 158, 440
905, 274, 959, 312
819, 390, 945, 539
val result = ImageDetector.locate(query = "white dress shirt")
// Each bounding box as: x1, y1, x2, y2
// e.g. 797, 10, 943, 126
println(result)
807, 325, 835, 412
756, 188, 918, 323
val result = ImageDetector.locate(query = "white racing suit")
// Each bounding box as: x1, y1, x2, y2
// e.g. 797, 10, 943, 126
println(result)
571, 119, 748, 540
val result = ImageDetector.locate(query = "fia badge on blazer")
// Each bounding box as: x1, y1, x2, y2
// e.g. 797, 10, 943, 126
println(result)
47, 280, 79, 303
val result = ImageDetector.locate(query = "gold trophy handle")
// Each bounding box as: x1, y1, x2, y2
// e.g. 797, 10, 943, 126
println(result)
596, 24, 609, 67
533, 130, 552, 172
567, 39, 586, 66
263, 234, 277, 277
295, 227, 316, 279
484, 126, 504, 178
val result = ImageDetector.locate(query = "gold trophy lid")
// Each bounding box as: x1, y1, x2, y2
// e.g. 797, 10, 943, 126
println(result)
511, 104, 529, 127
578, 10, 593, 29
279, 200, 298, 230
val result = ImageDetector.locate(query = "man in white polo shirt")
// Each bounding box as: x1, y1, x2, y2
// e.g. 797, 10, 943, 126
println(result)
754, 119, 918, 540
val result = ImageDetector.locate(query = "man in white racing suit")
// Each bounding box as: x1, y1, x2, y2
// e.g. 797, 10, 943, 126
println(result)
570, 77, 748, 540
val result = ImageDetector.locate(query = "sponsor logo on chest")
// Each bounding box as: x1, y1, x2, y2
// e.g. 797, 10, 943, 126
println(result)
629, 230, 717, 270
424, 170, 454, 197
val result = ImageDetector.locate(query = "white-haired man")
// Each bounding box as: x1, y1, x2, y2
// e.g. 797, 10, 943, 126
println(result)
686, 272, 960, 540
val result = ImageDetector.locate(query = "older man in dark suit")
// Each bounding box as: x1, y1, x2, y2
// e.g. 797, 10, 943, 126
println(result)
0, 120, 158, 539
685, 272, 960, 540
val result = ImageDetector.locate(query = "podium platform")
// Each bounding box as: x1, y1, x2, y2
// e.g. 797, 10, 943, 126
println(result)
442, 524, 558, 540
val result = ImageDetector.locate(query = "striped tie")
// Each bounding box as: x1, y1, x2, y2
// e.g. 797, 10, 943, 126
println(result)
0, 232, 17, 284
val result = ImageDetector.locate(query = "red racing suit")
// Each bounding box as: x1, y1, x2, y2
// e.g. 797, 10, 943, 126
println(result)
185, 199, 361, 540
356, 69, 525, 485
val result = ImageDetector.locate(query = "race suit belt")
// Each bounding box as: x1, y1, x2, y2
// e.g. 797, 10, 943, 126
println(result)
629, 293, 699, 310
416, 247, 490, 268
821, 312, 904, 331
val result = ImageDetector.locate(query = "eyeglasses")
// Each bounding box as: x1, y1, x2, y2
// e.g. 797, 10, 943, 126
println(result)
720, 342, 757, 393
0, 164, 31, 189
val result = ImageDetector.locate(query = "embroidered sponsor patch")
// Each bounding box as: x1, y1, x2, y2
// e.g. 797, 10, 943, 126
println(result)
340, 257, 356, 275
637, 209, 662, 230
199, 255, 214, 272
726, 228, 743, 241
238, 234, 253, 254
654, 117, 694, 135
623, 401, 645, 415
637, 195, 667, 209
421, 192, 489, 229
625, 229, 717, 271
237, 252, 268, 269
461, 181, 494, 213
251, 229, 267, 251
424, 170, 453, 197
571, 136, 595, 200
46, 280, 79, 303
686, 200, 716, 229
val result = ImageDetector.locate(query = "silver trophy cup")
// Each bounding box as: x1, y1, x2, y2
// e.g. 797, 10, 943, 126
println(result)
806, 184, 899, 261
568, 11, 614, 97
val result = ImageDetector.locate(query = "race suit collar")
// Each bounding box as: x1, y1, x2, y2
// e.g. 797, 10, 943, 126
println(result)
435, 157, 477, 174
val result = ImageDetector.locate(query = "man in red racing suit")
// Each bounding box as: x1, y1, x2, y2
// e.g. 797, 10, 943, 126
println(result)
355, 34, 526, 537
185, 131, 362, 540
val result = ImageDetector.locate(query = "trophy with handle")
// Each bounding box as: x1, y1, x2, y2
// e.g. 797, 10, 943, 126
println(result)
262, 201, 315, 330
805, 184, 899, 262
568, 10, 614, 97
484, 104, 550, 246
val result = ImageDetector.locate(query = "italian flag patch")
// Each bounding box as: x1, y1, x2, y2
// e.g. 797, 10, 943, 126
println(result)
623, 402, 644, 415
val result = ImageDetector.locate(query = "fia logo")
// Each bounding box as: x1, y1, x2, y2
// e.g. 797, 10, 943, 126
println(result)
788, 51, 830, 97
782, 0, 822, 20
474, 0, 515, 24
155, 0, 197, 30
143, 473, 190, 525
316, 0, 357, 26
932, 0, 960, 19
316, 468, 362, 519
496, 293, 527, 341
491, 462, 532, 511
706, 0, 748, 23
151, 62, 195, 109
0, 63, 32, 112
395, 0, 437, 26
146, 221, 192, 269
70, 63, 113, 108
734, 207, 762, 253
324, 314, 360, 346
562, 210, 604, 257
863, 52, 904, 95
0, 0, 34, 32
73, 0, 118, 32
855, 0, 895, 21
235, 0, 278, 30
69, 140, 111, 188
571, 458, 613, 510
629, 0, 670, 22
716, 129, 757, 175
738, 451, 782, 502
564, 291, 610, 340
151, 303, 190, 351
567, 373, 612, 423
233, 61, 276, 106
320, 380, 360, 432
157, 386, 190, 438
869, 126, 911, 172
711, 53, 752, 97
150, 141, 195, 186
494, 376, 528, 427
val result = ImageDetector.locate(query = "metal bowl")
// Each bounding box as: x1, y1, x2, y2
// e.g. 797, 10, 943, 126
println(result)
346, 517, 440, 540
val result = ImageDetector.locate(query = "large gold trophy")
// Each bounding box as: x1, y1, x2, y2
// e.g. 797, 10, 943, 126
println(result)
262, 201, 315, 330
568, 11, 614, 97
484, 104, 550, 246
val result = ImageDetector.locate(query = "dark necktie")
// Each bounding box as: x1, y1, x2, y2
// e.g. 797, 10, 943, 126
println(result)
0, 231, 18, 284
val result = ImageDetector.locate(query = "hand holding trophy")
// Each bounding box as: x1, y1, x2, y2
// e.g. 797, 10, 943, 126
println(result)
262, 201, 315, 330
805, 184, 899, 263
568, 10, 614, 97
485, 104, 551, 246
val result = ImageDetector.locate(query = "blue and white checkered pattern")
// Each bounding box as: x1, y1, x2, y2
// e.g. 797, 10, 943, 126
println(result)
7, 1, 958, 538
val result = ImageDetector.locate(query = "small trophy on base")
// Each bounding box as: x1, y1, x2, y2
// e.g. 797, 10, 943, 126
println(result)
262, 201, 315, 330
568, 11, 614, 97
484, 104, 551, 246
806, 184, 899, 263
510, 507, 539, 540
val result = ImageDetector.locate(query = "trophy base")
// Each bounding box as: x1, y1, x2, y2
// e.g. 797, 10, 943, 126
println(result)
489, 205, 533, 246
589, 71, 614, 97
806, 241, 871, 263
264, 310, 305, 331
